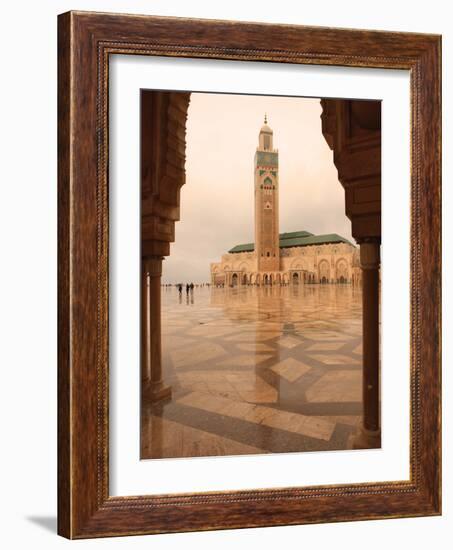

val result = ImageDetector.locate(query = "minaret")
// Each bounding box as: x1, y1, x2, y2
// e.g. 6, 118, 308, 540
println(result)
254, 115, 280, 273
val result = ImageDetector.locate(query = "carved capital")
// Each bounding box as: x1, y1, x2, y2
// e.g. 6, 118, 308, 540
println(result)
143, 256, 163, 277
320, 98, 381, 243
359, 240, 380, 270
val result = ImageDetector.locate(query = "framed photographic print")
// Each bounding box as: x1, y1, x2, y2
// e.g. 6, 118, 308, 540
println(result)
58, 11, 441, 538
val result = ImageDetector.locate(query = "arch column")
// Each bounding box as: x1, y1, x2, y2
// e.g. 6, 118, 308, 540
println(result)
321, 97, 381, 449
142, 256, 172, 402
355, 239, 381, 447
140, 90, 190, 404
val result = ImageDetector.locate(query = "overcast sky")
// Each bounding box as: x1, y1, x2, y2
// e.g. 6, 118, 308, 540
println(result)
162, 92, 354, 284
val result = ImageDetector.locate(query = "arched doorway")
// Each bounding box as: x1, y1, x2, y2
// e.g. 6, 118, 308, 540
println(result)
292, 272, 299, 285
242, 274, 248, 285
232, 273, 238, 286
318, 260, 330, 284
336, 258, 349, 284
263, 274, 269, 285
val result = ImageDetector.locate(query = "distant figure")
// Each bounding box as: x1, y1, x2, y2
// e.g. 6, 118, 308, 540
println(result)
186, 283, 190, 295
190, 282, 194, 292
177, 283, 183, 295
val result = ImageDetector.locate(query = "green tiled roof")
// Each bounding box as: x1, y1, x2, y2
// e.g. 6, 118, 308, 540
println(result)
229, 242, 255, 253
279, 233, 352, 248
228, 231, 353, 253
279, 230, 314, 240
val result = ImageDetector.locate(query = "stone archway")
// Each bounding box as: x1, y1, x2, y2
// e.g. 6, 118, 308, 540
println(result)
335, 258, 349, 283
232, 273, 238, 286
318, 260, 330, 283
290, 260, 307, 273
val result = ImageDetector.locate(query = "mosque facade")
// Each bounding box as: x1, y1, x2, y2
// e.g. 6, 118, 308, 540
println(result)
210, 117, 361, 287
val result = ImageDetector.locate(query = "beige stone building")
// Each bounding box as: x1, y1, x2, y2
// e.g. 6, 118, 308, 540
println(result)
210, 117, 361, 287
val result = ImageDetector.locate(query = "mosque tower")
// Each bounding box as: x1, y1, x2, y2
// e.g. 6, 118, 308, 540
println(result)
254, 115, 280, 272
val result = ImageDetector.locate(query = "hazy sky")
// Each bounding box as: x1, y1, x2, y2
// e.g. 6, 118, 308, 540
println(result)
162, 92, 353, 283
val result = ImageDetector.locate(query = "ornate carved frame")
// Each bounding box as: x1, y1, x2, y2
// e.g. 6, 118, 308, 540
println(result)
58, 11, 441, 539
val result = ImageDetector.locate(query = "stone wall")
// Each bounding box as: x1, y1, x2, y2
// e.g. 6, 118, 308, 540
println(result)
210, 242, 361, 286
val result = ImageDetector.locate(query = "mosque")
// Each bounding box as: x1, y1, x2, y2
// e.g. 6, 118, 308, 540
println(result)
210, 116, 361, 287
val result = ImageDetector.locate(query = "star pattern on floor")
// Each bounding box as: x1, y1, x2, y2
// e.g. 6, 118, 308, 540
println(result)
141, 284, 376, 459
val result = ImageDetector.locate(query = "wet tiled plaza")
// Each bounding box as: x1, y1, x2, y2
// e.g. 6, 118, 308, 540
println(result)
141, 284, 367, 459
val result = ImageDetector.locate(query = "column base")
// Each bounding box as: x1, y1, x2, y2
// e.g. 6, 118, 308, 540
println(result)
351, 426, 381, 450
144, 381, 172, 403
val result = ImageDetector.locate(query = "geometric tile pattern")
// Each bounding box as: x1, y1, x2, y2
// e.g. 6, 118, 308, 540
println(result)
270, 357, 312, 382
141, 284, 377, 459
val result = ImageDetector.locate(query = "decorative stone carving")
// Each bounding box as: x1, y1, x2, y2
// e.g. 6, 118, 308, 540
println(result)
320, 98, 381, 242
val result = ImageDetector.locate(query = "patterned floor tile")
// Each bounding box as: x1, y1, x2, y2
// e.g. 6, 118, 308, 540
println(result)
215, 354, 273, 368
236, 343, 275, 352
305, 370, 362, 403
270, 357, 312, 382
277, 336, 303, 349
305, 342, 344, 352
141, 285, 374, 459
170, 341, 226, 368
309, 354, 361, 365
260, 409, 335, 441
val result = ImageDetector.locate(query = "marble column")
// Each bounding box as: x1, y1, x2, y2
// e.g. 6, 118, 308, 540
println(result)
142, 256, 172, 403
354, 240, 381, 447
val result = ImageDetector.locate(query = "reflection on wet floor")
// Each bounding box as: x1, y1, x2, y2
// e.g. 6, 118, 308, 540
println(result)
141, 284, 373, 459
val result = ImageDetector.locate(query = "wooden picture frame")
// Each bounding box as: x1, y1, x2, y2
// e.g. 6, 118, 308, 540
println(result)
58, 10, 441, 539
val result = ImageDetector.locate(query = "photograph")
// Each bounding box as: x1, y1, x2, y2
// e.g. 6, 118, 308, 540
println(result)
140, 91, 381, 459
52, 8, 441, 540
